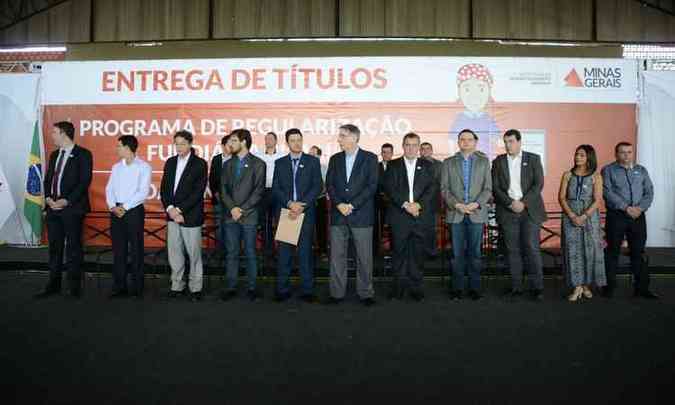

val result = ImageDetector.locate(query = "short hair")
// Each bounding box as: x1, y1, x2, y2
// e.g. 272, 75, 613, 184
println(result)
266, 132, 278, 141
615, 142, 633, 154
54, 121, 75, 140
231, 128, 252, 149
573, 144, 598, 174
285, 128, 303, 143
221, 134, 231, 146
339, 124, 361, 142
311, 145, 322, 156
403, 132, 421, 145
458, 128, 478, 141
420, 142, 433, 149
174, 130, 193, 144
381, 143, 394, 152
118, 135, 138, 153
503, 129, 522, 142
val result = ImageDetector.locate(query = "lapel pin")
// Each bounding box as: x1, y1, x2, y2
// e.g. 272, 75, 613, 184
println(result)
523, 162, 528, 166
417, 166, 421, 170
299, 164, 304, 168
244, 164, 249, 168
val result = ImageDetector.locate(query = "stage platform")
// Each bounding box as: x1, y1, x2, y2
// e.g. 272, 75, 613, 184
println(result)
1, 245, 674, 278
1, 271, 673, 404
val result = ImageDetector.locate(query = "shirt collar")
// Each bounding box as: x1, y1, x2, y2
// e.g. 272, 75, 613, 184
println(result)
507, 151, 522, 161
121, 157, 138, 166
404, 156, 417, 165
60, 144, 74, 154
345, 147, 359, 158
290, 152, 302, 160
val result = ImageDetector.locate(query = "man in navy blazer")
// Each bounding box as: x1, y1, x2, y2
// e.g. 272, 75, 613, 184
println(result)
272, 128, 323, 302
325, 124, 379, 306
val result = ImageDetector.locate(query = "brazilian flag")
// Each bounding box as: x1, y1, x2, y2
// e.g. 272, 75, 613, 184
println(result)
24, 121, 43, 244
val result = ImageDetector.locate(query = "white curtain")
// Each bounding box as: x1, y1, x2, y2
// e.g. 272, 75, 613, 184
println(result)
638, 70, 675, 247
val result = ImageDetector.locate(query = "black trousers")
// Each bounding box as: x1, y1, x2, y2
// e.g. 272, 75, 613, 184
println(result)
111, 205, 145, 294
46, 210, 85, 292
390, 221, 428, 295
605, 209, 649, 292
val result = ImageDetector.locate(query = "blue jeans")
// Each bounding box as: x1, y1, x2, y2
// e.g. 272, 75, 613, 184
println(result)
450, 216, 484, 291
277, 221, 314, 295
224, 222, 258, 291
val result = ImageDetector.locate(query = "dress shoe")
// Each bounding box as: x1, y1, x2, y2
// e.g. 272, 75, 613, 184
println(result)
299, 294, 317, 303
247, 289, 260, 302
274, 292, 292, 302
324, 296, 343, 305
387, 289, 404, 300
449, 290, 462, 301
168, 289, 186, 299
360, 297, 376, 307
34, 289, 60, 299
504, 289, 524, 301
190, 291, 203, 302
468, 290, 483, 301
410, 291, 425, 302
109, 290, 128, 299
65, 289, 81, 299
635, 290, 660, 300
530, 289, 544, 302
219, 290, 237, 301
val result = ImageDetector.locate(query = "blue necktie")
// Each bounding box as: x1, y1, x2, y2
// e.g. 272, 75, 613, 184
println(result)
234, 157, 242, 180
291, 158, 299, 201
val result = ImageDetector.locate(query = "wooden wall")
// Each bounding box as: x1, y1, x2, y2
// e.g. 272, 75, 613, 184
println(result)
1, 0, 674, 46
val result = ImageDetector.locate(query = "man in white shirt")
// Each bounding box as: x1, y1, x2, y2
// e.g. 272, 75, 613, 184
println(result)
491, 129, 547, 301
105, 135, 152, 299
257, 132, 284, 260
160, 130, 208, 302
382, 133, 438, 301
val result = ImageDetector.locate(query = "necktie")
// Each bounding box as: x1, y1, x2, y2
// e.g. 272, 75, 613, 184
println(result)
51, 150, 65, 197
234, 157, 242, 180
291, 158, 299, 201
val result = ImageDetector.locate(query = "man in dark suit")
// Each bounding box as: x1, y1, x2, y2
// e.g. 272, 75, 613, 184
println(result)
492, 129, 547, 301
160, 130, 208, 302
383, 133, 438, 301
208, 134, 232, 251
35, 121, 92, 299
325, 124, 379, 306
374, 143, 393, 254
220, 128, 266, 302
272, 128, 322, 302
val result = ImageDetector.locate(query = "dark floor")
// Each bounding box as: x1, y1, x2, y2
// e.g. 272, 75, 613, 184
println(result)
1, 271, 674, 404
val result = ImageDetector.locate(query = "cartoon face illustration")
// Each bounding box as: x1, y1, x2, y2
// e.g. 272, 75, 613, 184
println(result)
459, 77, 490, 113
456, 64, 494, 113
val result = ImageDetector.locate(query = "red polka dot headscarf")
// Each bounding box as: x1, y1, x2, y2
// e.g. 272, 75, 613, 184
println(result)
457, 63, 494, 87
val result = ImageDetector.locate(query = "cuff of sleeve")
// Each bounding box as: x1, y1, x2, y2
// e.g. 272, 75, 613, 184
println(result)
166, 205, 174, 213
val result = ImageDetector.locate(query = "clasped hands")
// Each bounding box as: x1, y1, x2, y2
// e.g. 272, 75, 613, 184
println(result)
403, 201, 422, 217
454, 202, 480, 215
46, 197, 68, 211
168, 207, 185, 224
286, 201, 306, 220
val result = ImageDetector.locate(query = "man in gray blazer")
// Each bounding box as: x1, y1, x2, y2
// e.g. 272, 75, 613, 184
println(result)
441, 129, 492, 300
220, 128, 266, 302
492, 129, 547, 301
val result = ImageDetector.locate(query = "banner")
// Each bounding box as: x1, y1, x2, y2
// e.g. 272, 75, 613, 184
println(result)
0, 73, 42, 245
41, 57, 638, 247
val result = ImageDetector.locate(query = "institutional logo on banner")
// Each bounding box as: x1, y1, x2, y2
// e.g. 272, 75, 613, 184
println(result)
564, 66, 623, 89
0, 161, 17, 235
23, 120, 44, 244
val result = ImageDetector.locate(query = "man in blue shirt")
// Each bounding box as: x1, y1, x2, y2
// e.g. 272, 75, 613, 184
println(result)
601, 142, 657, 299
